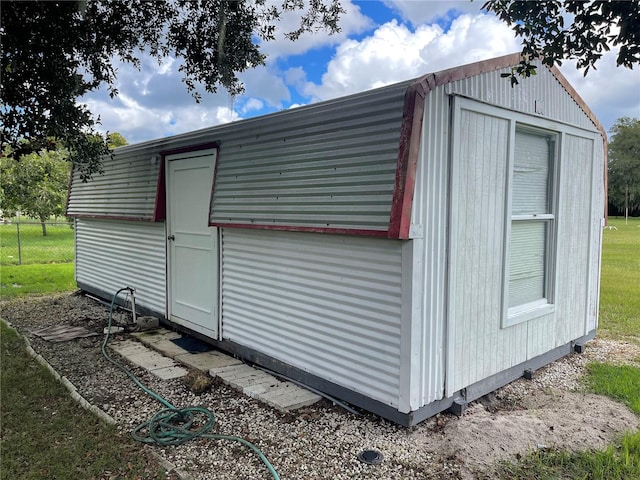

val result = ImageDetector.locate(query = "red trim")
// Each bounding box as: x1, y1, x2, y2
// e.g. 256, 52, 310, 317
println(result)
208, 146, 221, 228
387, 53, 527, 239
208, 222, 389, 237
386, 52, 611, 238
67, 214, 154, 222
387, 83, 427, 239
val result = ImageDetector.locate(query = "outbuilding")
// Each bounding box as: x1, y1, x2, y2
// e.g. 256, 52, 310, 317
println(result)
67, 53, 606, 426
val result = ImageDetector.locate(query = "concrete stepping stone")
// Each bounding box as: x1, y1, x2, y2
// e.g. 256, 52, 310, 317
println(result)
127, 328, 321, 411
109, 339, 187, 379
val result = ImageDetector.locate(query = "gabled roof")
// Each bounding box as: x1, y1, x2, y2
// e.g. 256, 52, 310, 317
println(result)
68, 53, 606, 234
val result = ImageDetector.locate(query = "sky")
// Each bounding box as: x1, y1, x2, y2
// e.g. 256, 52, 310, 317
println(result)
82, 0, 640, 145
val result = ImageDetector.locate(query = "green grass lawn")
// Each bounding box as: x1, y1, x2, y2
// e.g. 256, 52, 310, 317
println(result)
599, 216, 640, 342
587, 362, 640, 414
0, 221, 75, 265
1, 263, 77, 299
0, 321, 166, 479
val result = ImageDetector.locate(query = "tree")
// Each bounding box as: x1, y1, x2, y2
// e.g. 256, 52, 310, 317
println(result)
483, 1, 640, 84
608, 117, 640, 217
0, 148, 71, 236
108, 132, 128, 149
1, 1, 343, 179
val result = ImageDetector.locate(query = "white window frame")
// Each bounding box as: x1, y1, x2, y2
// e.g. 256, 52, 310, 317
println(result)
502, 124, 560, 327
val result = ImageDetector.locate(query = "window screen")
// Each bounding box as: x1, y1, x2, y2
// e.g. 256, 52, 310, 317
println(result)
508, 128, 555, 313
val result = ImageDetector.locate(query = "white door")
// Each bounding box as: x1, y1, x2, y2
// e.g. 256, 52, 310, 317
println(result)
167, 149, 219, 339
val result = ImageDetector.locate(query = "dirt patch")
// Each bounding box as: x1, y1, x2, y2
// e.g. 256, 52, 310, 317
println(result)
410, 336, 640, 477
413, 390, 638, 477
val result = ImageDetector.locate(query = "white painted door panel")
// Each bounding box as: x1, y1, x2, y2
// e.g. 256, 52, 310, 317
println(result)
167, 150, 218, 338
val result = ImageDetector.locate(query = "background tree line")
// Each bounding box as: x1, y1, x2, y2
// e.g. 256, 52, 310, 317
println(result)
608, 117, 640, 217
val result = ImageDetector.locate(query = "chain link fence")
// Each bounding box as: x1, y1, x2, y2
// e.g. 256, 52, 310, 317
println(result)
1, 218, 75, 265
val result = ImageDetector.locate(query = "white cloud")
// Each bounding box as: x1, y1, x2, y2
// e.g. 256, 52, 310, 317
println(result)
303, 14, 519, 101
241, 98, 265, 114
383, 0, 484, 26
258, 0, 372, 60
83, 51, 252, 142
85, 91, 240, 143
558, 51, 640, 133
79, 5, 637, 146
238, 66, 291, 108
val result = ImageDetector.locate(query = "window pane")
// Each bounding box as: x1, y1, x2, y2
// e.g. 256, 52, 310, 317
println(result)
512, 130, 550, 215
509, 221, 546, 307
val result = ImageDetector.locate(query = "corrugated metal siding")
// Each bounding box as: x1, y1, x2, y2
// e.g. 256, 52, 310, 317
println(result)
220, 228, 404, 407
407, 87, 450, 407
67, 83, 409, 229
75, 219, 166, 314
445, 63, 596, 131
67, 148, 161, 219
210, 86, 408, 231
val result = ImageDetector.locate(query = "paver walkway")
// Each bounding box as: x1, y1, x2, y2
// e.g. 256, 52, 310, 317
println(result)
110, 328, 321, 411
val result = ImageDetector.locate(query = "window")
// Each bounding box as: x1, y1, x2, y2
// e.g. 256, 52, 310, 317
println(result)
504, 127, 557, 326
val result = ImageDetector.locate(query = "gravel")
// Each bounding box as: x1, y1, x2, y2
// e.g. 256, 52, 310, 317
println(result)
2, 293, 638, 480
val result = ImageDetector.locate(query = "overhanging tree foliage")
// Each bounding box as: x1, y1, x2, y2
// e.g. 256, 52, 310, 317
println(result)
608, 117, 640, 216
3, 0, 637, 179
1, 0, 342, 178
483, 0, 640, 84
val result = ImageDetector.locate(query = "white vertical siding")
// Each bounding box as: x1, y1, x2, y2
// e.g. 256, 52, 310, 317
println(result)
447, 107, 529, 394
438, 96, 602, 397
526, 133, 596, 355
445, 63, 595, 131
220, 228, 404, 407
587, 137, 605, 334
559, 135, 595, 334
75, 219, 166, 315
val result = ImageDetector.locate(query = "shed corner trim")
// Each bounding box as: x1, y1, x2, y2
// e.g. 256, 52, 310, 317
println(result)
388, 81, 427, 239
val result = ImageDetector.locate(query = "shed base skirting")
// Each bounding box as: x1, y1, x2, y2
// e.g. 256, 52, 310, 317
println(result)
160, 327, 593, 427
212, 332, 596, 427
77, 284, 596, 426
412, 329, 597, 426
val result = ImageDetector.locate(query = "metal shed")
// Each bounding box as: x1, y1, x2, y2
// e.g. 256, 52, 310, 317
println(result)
67, 53, 606, 426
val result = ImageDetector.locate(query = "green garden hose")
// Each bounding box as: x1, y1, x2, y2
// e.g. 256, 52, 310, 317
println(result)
101, 287, 280, 480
